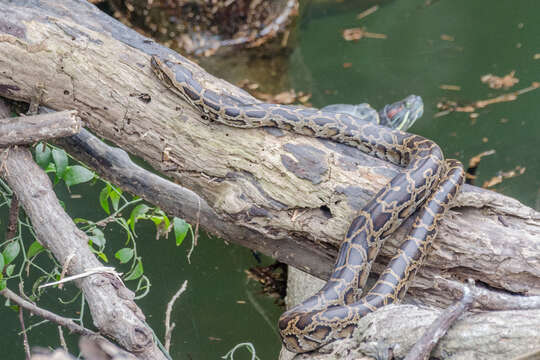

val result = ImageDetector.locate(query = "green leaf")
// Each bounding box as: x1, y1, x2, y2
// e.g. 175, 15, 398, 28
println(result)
88, 228, 106, 248
0, 278, 6, 291
162, 215, 170, 232
99, 185, 111, 215
173, 217, 190, 246
34, 143, 52, 169
129, 204, 150, 232
27, 241, 44, 259
151, 210, 170, 233
150, 216, 163, 227
73, 218, 90, 224
115, 248, 134, 264
63, 165, 94, 187
45, 162, 56, 174
5, 264, 15, 277
0, 253, 4, 272
124, 259, 143, 281
109, 187, 122, 211
97, 252, 108, 263
3, 242, 20, 265
52, 148, 68, 178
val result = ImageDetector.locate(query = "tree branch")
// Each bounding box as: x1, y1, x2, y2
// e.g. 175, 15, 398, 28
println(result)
0, 145, 166, 360
0, 111, 81, 146
0, 287, 95, 337
404, 281, 475, 360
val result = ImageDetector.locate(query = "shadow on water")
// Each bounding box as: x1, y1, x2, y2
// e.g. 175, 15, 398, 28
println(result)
1, 1, 538, 359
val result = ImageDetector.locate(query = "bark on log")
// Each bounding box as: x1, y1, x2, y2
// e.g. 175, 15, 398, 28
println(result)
0, 144, 166, 360
280, 305, 540, 360
0, 110, 81, 146
0, 0, 538, 325
281, 268, 540, 360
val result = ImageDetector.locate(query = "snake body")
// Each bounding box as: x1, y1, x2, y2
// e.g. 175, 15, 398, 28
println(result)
151, 56, 464, 353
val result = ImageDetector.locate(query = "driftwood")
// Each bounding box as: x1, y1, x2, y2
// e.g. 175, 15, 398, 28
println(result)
280, 305, 540, 360
0, 110, 81, 146
0, 0, 539, 357
281, 269, 540, 360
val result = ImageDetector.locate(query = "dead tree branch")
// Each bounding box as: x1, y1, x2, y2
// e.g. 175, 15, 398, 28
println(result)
404, 281, 475, 360
0, 145, 166, 360
0, 287, 95, 337
0, 111, 81, 146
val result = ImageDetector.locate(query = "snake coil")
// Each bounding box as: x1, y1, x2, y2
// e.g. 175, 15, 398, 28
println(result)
151, 56, 464, 353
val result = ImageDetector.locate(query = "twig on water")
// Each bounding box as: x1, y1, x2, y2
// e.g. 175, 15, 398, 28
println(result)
19, 306, 31, 360
164, 280, 188, 351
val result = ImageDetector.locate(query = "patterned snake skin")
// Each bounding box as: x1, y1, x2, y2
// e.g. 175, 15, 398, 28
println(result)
151, 56, 465, 353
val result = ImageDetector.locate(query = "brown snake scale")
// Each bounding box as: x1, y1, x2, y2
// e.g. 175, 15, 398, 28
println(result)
151, 56, 465, 353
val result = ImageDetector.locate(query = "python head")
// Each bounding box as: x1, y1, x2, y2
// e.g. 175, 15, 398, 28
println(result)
379, 94, 424, 131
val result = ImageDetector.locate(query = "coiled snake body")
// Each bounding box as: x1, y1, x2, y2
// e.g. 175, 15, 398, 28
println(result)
151, 56, 464, 353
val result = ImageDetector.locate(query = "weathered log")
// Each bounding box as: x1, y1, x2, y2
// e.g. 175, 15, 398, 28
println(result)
0, 143, 166, 360
0, 0, 538, 309
52, 122, 540, 359
281, 268, 540, 360
279, 305, 540, 360
0, 110, 81, 146
52, 127, 328, 273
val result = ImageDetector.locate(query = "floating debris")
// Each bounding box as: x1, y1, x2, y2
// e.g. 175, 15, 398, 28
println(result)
356, 5, 379, 20
481, 71, 519, 89
483, 166, 526, 188
439, 84, 461, 91
534, 54, 540, 60
238, 79, 311, 106
434, 82, 539, 117
465, 150, 496, 185
469, 150, 496, 167
343, 62, 353, 68
440, 34, 455, 41
343, 27, 387, 41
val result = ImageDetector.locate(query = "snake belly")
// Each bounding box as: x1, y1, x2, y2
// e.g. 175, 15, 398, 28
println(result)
151, 56, 465, 353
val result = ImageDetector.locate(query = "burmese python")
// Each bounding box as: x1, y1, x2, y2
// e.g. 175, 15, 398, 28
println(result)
150, 56, 464, 353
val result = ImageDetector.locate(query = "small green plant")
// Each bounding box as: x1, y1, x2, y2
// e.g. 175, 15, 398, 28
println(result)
0, 142, 195, 337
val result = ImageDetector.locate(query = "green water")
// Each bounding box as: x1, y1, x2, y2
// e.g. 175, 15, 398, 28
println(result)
290, 0, 540, 208
1, 1, 539, 359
